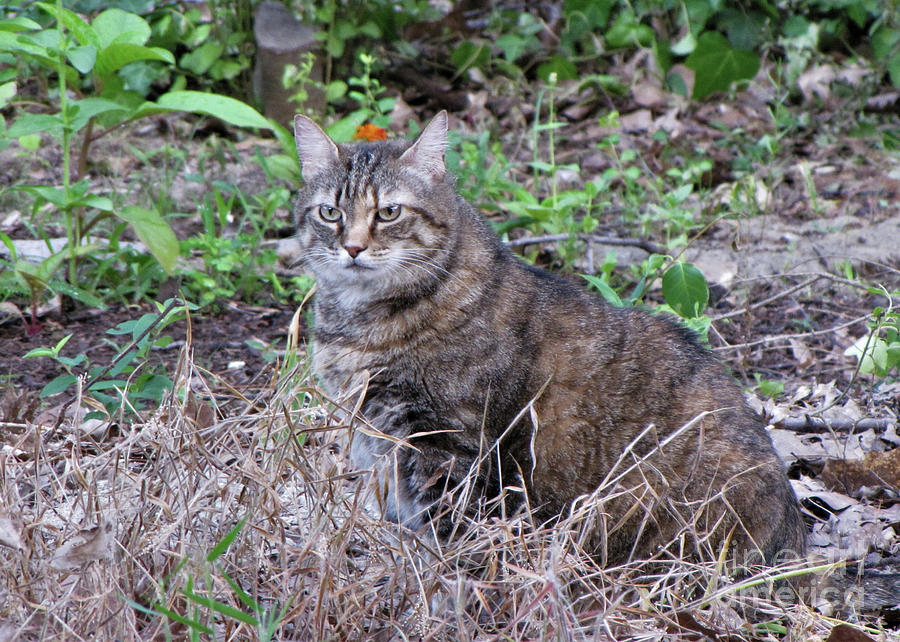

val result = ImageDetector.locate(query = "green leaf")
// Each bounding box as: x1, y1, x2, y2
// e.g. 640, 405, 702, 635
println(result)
0, 17, 42, 32
34, 2, 97, 48
685, 31, 759, 100
888, 52, 900, 89
324, 80, 347, 102
207, 517, 246, 562
179, 40, 224, 75
91, 8, 151, 48
670, 31, 696, 56
52, 281, 106, 308
24, 347, 56, 358
0, 80, 15, 108
95, 43, 173, 77
150, 90, 272, 130
536, 54, 578, 81
67, 44, 96, 73
325, 109, 372, 142
873, 26, 900, 62
129, 312, 158, 342
181, 590, 258, 626
7, 113, 62, 138
582, 274, 624, 307
69, 97, 131, 132
754, 373, 784, 399
661, 262, 709, 318
496, 33, 528, 61
450, 41, 490, 73
42, 374, 77, 397
781, 15, 810, 38
605, 11, 654, 49
150, 603, 214, 635
117, 206, 179, 273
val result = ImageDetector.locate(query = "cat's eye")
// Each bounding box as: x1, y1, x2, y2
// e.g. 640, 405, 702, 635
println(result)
318, 205, 341, 222
376, 205, 402, 222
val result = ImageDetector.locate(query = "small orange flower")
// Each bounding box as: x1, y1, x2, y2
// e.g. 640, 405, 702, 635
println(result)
354, 123, 388, 141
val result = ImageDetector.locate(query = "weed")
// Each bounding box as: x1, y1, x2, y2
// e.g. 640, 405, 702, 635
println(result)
23, 298, 195, 416
845, 286, 900, 380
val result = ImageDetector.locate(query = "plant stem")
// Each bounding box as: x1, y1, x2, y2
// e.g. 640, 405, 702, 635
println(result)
54, 0, 76, 283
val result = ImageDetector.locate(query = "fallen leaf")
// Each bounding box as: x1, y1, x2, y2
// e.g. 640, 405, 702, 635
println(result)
619, 109, 653, 132
799, 65, 836, 103
821, 448, 900, 493
50, 521, 114, 570
792, 477, 856, 511
769, 429, 874, 462
667, 64, 695, 99
789, 338, 814, 371
0, 512, 25, 551
632, 82, 668, 109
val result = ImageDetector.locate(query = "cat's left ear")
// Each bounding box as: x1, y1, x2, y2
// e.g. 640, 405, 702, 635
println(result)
399, 110, 448, 182
294, 114, 340, 182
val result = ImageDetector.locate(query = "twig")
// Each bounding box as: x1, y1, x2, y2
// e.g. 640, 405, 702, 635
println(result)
773, 416, 896, 434
712, 315, 869, 352
710, 277, 822, 321
505, 233, 665, 255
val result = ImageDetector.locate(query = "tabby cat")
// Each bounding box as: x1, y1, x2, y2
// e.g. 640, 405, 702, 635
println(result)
292, 111, 806, 567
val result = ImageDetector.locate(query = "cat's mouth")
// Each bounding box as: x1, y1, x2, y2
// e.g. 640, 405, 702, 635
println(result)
342, 259, 375, 271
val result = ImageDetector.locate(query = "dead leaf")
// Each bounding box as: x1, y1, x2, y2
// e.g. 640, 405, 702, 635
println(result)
50, 521, 114, 570
835, 64, 868, 87
0, 512, 25, 551
826, 623, 876, 642
792, 477, 856, 512
799, 65, 836, 103
632, 82, 668, 109
821, 448, 900, 493
883, 423, 900, 446
653, 108, 684, 138
789, 338, 814, 371
667, 64, 695, 99
867, 91, 900, 110
769, 429, 874, 462
619, 109, 653, 132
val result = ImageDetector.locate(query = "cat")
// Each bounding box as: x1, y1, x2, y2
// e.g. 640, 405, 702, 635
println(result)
291, 111, 807, 570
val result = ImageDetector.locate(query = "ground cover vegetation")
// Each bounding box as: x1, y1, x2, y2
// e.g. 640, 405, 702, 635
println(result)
0, 0, 899, 638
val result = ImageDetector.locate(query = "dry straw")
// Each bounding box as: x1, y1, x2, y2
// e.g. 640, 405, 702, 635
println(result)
0, 335, 891, 640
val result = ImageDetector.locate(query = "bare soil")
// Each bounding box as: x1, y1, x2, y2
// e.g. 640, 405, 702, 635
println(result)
1, 54, 900, 640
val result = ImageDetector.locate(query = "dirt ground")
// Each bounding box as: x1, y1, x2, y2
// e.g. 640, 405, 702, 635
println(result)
1, 56, 900, 637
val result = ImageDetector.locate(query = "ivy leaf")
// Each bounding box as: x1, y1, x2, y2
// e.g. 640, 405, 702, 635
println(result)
685, 31, 759, 100
536, 54, 578, 81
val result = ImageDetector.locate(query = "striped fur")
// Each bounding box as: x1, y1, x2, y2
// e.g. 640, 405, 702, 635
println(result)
292, 112, 806, 568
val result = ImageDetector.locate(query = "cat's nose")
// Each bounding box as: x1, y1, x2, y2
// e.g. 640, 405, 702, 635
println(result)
344, 244, 366, 259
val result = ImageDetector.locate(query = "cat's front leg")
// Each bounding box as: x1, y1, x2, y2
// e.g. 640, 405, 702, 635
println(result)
350, 427, 428, 529
348, 401, 474, 534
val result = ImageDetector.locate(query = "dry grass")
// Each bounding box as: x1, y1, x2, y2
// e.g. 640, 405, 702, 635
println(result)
0, 337, 896, 641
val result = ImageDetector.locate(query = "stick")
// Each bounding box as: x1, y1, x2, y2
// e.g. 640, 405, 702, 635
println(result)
773, 416, 896, 433
505, 233, 665, 255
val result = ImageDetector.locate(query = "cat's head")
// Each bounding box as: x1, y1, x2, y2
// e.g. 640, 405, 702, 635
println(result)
292, 112, 458, 301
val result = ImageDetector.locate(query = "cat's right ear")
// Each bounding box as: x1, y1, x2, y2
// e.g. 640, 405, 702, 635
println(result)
398, 110, 448, 182
293, 115, 340, 182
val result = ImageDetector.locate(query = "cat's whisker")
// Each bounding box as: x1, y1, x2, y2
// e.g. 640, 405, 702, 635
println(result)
393, 258, 444, 284
393, 252, 466, 287
394, 249, 459, 278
